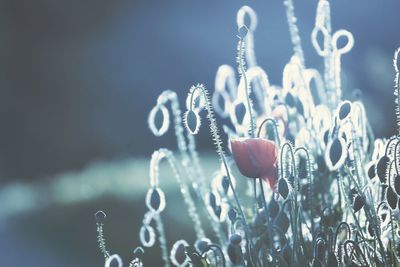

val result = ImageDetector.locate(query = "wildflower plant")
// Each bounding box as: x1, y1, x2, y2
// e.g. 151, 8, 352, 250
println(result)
95, 1, 400, 266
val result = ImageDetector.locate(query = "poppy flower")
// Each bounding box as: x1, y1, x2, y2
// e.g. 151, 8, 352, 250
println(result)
230, 138, 278, 188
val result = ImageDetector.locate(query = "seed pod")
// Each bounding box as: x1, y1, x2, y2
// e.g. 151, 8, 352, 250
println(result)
227, 243, 243, 265
394, 175, 400, 195
353, 195, 365, 213
338, 101, 352, 120
367, 163, 376, 179
234, 102, 246, 125
376, 156, 390, 183
325, 137, 347, 171
278, 178, 290, 199
229, 234, 242, 245
221, 175, 230, 194
208, 192, 217, 209
285, 92, 295, 108
228, 208, 237, 221
386, 186, 398, 210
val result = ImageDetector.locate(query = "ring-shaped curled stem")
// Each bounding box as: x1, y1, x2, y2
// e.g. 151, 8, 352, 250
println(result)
333, 222, 351, 249
257, 118, 281, 146
151, 148, 205, 240
186, 84, 255, 264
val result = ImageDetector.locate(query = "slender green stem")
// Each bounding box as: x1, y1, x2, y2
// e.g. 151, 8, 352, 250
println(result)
238, 38, 255, 137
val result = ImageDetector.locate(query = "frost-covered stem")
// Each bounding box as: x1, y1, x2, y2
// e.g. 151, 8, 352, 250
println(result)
96, 223, 110, 259
394, 48, 400, 135
280, 142, 300, 263
189, 85, 248, 224
154, 214, 170, 267
344, 166, 388, 266
158, 91, 187, 154
337, 174, 365, 240
157, 91, 207, 194
257, 118, 281, 146
188, 84, 253, 256
238, 37, 256, 137
295, 147, 314, 233
155, 149, 205, 239
283, 0, 305, 65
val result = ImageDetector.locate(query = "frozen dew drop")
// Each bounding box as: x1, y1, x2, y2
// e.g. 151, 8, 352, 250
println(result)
105, 254, 123, 267
338, 101, 352, 120
278, 178, 289, 199
376, 155, 390, 183
148, 105, 170, 137
95, 210, 106, 224
238, 25, 248, 39
386, 186, 398, 210
353, 195, 365, 213
184, 110, 201, 134
170, 240, 189, 266
139, 224, 156, 247
394, 175, 400, 195
145, 187, 166, 213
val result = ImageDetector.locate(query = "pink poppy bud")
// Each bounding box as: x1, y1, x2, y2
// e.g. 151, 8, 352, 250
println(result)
230, 138, 278, 188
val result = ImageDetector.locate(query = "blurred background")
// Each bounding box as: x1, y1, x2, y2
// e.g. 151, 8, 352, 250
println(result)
0, 0, 399, 266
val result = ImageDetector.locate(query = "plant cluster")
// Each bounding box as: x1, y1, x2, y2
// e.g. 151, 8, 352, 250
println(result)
94, 1, 400, 266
